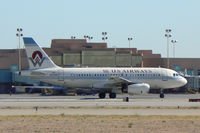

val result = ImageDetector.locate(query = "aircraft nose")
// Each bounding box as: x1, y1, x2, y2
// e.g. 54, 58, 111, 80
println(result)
180, 77, 187, 86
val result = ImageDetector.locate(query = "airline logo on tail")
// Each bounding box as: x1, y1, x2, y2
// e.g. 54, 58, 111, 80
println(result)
29, 51, 45, 67
23, 37, 57, 69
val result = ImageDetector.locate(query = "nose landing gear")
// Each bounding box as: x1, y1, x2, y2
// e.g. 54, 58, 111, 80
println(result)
160, 93, 165, 98
160, 89, 165, 98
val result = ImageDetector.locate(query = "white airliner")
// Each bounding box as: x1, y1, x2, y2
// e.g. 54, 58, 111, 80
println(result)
20, 37, 187, 98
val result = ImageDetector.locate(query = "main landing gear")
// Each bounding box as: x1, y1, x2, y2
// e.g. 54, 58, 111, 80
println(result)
99, 92, 106, 99
98, 92, 116, 99
109, 93, 116, 99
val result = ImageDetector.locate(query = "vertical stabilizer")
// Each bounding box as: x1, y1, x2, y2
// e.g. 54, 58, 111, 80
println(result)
23, 37, 57, 69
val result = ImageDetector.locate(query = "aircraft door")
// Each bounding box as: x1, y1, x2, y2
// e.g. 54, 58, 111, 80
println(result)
162, 70, 168, 81
57, 69, 64, 82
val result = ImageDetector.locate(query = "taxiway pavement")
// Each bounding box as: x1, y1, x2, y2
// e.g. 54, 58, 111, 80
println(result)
0, 94, 200, 116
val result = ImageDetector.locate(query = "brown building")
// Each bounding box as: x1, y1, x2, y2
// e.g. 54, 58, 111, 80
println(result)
0, 49, 28, 70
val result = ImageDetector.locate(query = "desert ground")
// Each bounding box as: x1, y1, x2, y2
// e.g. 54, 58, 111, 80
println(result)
0, 115, 200, 133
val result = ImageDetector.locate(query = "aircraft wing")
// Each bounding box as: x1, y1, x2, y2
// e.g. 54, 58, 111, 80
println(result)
105, 76, 134, 87
109, 76, 133, 84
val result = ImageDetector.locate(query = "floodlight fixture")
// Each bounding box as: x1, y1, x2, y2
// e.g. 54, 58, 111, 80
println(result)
71, 36, 76, 39
102, 32, 108, 42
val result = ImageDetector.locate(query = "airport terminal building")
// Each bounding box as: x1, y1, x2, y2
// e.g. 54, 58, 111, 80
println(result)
0, 38, 200, 93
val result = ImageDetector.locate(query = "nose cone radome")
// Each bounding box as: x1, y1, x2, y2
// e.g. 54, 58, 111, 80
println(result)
179, 77, 187, 87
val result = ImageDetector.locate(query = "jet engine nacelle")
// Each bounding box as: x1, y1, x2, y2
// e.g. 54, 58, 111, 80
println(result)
128, 83, 150, 95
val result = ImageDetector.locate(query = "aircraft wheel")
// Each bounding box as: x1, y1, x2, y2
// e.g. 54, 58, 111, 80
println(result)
160, 93, 165, 98
109, 93, 116, 99
99, 92, 106, 99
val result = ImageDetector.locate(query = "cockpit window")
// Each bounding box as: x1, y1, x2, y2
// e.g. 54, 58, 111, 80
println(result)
173, 73, 179, 76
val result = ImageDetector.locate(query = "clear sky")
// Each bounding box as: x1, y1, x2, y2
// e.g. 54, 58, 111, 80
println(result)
0, 0, 200, 58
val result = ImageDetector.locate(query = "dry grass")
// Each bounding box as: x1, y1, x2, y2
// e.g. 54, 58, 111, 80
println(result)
0, 115, 200, 133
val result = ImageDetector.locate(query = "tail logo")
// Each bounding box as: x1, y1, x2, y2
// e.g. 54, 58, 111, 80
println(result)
29, 51, 45, 67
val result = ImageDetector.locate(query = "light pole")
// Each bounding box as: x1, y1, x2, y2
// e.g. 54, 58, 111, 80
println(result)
171, 40, 178, 58
16, 28, 23, 75
102, 32, 108, 42
128, 38, 133, 48
165, 29, 172, 68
